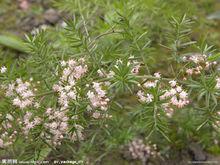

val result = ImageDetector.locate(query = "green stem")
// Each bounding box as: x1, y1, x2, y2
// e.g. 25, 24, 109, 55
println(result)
34, 91, 55, 97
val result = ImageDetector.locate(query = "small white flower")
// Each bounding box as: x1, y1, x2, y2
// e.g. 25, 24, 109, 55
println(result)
186, 68, 193, 75
143, 81, 157, 88
97, 69, 105, 77
179, 91, 188, 99
154, 72, 161, 78
6, 114, 14, 121
137, 90, 147, 102
92, 112, 101, 119
175, 86, 182, 93
60, 61, 66, 67
169, 88, 177, 95
61, 21, 67, 27
34, 102, 40, 109
67, 91, 76, 100
169, 80, 176, 87
0, 66, 7, 73
146, 93, 153, 103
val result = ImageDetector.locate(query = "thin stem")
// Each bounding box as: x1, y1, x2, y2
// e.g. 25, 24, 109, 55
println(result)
34, 91, 55, 97
88, 30, 122, 47
153, 103, 158, 128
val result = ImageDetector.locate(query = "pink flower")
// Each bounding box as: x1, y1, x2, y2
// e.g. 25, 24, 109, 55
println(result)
143, 81, 157, 88
19, 0, 29, 10
137, 90, 153, 103
154, 72, 161, 78
169, 80, 176, 87
53, 58, 87, 109
87, 82, 109, 110
97, 69, 105, 77
179, 91, 188, 99
175, 86, 182, 93
5, 79, 35, 109
146, 93, 153, 103
137, 90, 147, 102
92, 112, 101, 119
186, 69, 193, 75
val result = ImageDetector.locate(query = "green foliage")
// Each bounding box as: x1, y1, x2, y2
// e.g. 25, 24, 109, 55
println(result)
0, 34, 27, 53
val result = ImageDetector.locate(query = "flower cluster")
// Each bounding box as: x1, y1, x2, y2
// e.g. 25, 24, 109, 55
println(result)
70, 124, 84, 142
53, 58, 87, 108
160, 80, 189, 108
87, 82, 110, 118
22, 112, 41, 136
128, 138, 159, 161
136, 72, 160, 104
0, 114, 17, 148
159, 80, 189, 117
43, 107, 84, 145
137, 90, 153, 103
182, 54, 217, 75
0, 132, 17, 148
43, 108, 68, 145
137, 73, 189, 117
4, 78, 36, 109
